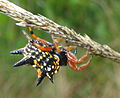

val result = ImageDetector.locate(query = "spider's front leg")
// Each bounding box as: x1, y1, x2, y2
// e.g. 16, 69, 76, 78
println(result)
32, 41, 52, 51
67, 51, 92, 71
26, 27, 53, 52
28, 27, 52, 45
53, 37, 63, 53
53, 37, 77, 53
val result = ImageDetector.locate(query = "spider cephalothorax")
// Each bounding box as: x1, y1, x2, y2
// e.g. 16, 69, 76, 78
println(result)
10, 27, 92, 86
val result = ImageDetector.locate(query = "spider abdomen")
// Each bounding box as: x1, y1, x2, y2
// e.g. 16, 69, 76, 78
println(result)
10, 41, 61, 85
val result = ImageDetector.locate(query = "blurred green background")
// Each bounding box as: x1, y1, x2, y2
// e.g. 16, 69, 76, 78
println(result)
0, 0, 120, 98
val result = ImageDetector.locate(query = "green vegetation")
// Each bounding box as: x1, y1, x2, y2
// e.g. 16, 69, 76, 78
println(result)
0, 0, 120, 98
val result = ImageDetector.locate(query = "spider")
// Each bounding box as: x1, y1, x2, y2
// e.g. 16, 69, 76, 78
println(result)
10, 27, 92, 86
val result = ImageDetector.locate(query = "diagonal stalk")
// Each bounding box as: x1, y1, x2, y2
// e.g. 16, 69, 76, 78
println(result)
0, 0, 120, 63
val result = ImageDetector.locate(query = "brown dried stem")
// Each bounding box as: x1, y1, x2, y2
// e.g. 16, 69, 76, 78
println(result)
0, 0, 120, 63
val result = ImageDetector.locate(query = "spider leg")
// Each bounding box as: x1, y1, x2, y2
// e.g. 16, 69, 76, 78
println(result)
54, 38, 63, 42
74, 48, 77, 56
52, 38, 75, 53
32, 41, 52, 51
22, 30, 52, 51
53, 38, 63, 53
67, 51, 92, 71
28, 27, 52, 45
53, 37, 77, 53
22, 30, 32, 40
66, 46, 77, 51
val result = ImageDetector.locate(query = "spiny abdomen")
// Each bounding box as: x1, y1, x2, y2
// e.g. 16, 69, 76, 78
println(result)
10, 42, 60, 86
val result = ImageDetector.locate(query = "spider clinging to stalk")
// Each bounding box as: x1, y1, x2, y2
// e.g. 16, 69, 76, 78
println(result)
10, 27, 92, 86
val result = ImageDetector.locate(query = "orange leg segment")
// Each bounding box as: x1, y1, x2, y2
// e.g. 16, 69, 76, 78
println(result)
67, 52, 92, 71
33, 42, 52, 51
54, 42, 61, 53
28, 27, 51, 45
53, 38, 63, 53
53, 38, 77, 53
66, 46, 77, 51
